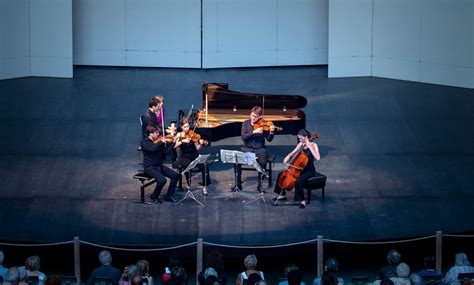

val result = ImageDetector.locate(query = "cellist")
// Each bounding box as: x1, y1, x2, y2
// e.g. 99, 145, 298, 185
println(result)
273, 129, 321, 208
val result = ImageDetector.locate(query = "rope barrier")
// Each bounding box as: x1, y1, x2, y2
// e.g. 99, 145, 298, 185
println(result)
79, 240, 197, 252
0, 240, 74, 247
203, 238, 319, 249
324, 234, 436, 244
443, 234, 474, 238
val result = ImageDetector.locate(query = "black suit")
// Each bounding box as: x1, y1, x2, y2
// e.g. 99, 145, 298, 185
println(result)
141, 109, 159, 137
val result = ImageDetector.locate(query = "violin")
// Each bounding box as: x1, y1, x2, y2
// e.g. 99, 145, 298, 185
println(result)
152, 134, 175, 144
254, 118, 283, 132
277, 131, 319, 191
180, 130, 209, 146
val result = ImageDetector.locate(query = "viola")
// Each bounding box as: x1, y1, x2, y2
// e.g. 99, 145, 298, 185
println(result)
180, 130, 209, 146
277, 131, 319, 190
254, 118, 283, 132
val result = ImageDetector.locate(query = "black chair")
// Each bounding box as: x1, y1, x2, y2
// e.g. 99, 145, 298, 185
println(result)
458, 273, 474, 281
60, 276, 78, 285
133, 172, 156, 203
304, 172, 327, 202
25, 276, 39, 285
352, 276, 371, 284
423, 274, 442, 285
240, 153, 276, 187
94, 277, 113, 285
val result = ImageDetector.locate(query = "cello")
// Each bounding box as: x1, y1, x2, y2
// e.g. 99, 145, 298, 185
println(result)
277, 131, 319, 191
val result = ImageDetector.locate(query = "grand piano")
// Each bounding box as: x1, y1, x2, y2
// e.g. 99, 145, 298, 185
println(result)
178, 83, 307, 144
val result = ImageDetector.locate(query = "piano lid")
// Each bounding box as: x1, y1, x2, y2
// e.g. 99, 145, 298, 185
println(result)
202, 82, 307, 110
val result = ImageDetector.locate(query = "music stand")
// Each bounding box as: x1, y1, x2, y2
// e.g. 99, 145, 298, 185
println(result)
175, 154, 210, 207
220, 149, 249, 192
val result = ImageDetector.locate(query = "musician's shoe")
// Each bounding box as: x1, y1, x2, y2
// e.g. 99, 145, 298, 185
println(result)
272, 195, 287, 201
202, 187, 208, 196
152, 196, 163, 204
164, 195, 177, 203
150, 194, 158, 200
299, 201, 307, 209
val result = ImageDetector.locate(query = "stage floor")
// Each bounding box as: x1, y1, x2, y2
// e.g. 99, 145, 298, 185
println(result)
1, 66, 473, 246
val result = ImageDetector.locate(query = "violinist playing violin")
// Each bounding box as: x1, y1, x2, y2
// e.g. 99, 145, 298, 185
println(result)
237, 106, 275, 193
273, 129, 320, 208
141, 125, 180, 204
174, 120, 211, 195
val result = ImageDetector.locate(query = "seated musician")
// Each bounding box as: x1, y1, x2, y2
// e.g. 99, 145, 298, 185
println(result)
141, 96, 164, 137
237, 106, 275, 192
141, 125, 179, 203
273, 129, 320, 208
174, 120, 211, 195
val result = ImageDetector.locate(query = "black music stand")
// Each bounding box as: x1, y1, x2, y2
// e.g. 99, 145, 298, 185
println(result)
175, 154, 210, 207
220, 149, 248, 193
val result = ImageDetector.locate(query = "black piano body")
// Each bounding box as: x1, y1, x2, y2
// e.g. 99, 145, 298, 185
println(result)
178, 83, 307, 144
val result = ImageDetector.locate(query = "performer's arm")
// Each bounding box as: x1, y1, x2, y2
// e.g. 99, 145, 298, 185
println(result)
141, 139, 164, 153
283, 143, 303, 163
308, 142, 321, 161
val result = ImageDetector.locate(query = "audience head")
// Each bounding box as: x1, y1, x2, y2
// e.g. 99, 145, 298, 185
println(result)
424, 256, 436, 269
255, 280, 268, 285
380, 278, 394, 285
205, 275, 219, 285
396, 263, 410, 278
98, 250, 112, 266
171, 266, 187, 285
204, 267, 218, 280
455, 253, 470, 266
284, 264, 299, 276
25, 255, 41, 271
244, 254, 258, 270
288, 269, 303, 285
326, 258, 339, 272
169, 256, 182, 270
127, 264, 139, 279
204, 250, 225, 273
387, 249, 401, 265
321, 271, 338, 285
5, 266, 20, 285
247, 273, 262, 285
136, 260, 149, 276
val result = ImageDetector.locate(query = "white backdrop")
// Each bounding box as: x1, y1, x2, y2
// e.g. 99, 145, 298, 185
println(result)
329, 0, 473, 89
0, 0, 72, 80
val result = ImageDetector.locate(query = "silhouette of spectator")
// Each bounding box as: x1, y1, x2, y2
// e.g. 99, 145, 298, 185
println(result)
442, 253, 474, 285
87, 250, 121, 285
380, 250, 402, 280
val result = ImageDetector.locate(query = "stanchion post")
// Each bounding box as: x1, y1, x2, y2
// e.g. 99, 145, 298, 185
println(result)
317, 235, 324, 278
197, 238, 203, 285
74, 236, 81, 285
436, 231, 442, 273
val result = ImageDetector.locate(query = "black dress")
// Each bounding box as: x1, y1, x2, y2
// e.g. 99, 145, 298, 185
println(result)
178, 141, 211, 186
273, 147, 316, 201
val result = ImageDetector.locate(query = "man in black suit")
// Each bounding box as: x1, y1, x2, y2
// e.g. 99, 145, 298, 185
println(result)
141, 96, 163, 137
141, 125, 179, 203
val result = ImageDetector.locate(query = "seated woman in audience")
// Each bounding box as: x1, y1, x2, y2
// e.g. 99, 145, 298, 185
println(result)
24, 256, 46, 285
137, 260, 153, 285
198, 250, 227, 285
235, 255, 264, 285
442, 253, 474, 285
390, 263, 411, 285
314, 258, 344, 285
280, 264, 305, 285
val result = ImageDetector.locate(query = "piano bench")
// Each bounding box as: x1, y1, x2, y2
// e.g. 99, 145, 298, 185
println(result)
304, 172, 327, 202
240, 153, 276, 187
133, 172, 156, 203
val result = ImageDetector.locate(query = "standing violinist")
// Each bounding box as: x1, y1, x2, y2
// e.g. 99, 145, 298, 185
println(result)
273, 129, 320, 208
141, 96, 164, 137
236, 106, 275, 192
175, 120, 211, 195
141, 125, 180, 203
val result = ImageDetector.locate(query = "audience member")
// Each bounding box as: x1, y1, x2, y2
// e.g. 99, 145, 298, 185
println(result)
409, 273, 423, 285
0, 251, 8, 280
87, 250, 121, 285
380, 279, 395, 285
389, 263, 410, 285
3, 266, 20, 285
314, 258, 344, 285
235, 255, 264, 285
137, 260, 153, 285
380, 250, 402, 280
163, 257, 182, 284
119, 264, 139, 285
279, 264, 305, 285
198, 250, 227, 285
418, 256, 441, 279
321, 271, 338, 285
24, 256, 46, 285
442, 253, 474, 285
288, 269, 304, 285
167, 266, 188, 285
246, 272, 263, 285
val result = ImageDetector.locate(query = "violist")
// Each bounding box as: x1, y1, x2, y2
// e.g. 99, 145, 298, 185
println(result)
175, 119, 211, 195
273, 129, 320, 208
